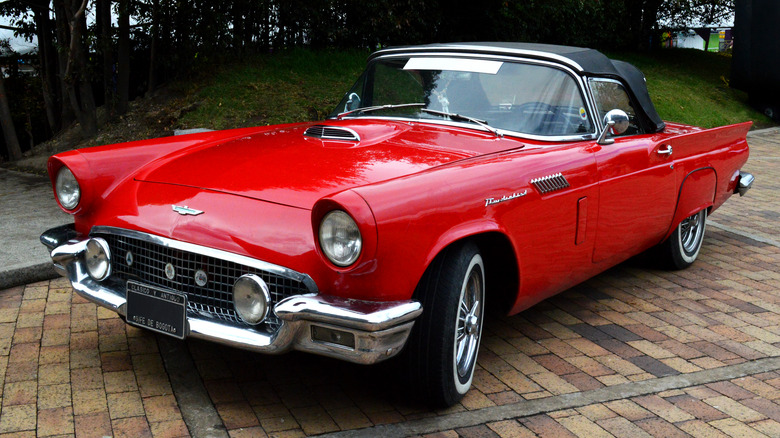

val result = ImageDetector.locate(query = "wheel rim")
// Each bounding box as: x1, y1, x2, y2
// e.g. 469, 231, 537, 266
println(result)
680, 210, 704, 255
455, 265, 483, 379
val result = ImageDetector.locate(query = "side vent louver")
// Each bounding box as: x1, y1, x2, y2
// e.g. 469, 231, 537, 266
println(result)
531, 173, 570, 194
304, 125, 360, 141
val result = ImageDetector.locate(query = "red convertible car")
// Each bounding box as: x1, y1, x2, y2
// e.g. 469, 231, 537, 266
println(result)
41, 43, 753, 406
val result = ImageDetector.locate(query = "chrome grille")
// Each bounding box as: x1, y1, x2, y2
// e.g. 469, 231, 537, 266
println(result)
304, 125, 360, 141
97, 232, 310, 331
530, 172, 570, 194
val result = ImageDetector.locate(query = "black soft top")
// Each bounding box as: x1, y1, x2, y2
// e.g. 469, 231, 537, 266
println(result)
371, 42, 665, 133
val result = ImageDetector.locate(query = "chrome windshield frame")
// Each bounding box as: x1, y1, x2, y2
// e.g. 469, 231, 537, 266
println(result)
331, 52, 600, 144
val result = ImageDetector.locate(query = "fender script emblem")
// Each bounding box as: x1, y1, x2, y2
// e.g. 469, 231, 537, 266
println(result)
485, 190, 527, 207
172, 205, 204, 216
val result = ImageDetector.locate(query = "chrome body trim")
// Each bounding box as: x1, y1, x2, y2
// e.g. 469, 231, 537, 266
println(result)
275, 295, 422, 332
371, 45, 586, 72
657, 145, 673, 156
587, 77, 626, 133
40, 223, 79, 251
233, 274, 271, 325
304, 125, 361, 141
531, 173, 570, 194
86, 237, 112, 281
40, 225, 422, 365
90, 226, 319, 293
484, 190, 527, 207
334, 116, 597, 143
737, 171, 754, 196
596, 120, 616, 145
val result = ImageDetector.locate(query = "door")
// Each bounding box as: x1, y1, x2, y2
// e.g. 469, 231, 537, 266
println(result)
588, 78, 677, 263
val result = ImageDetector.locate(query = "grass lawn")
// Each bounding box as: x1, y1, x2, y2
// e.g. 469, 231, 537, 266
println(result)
179, 49, 368, 130
613, 49, 773, 129
179, 48, 774, 132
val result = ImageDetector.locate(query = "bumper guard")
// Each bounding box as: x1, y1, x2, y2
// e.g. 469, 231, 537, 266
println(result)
736, 171, 755, 197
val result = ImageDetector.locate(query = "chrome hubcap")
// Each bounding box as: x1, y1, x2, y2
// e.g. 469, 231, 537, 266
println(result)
456, 267, 483, 378
465, 314, 478, 335
680, 211, 704, 254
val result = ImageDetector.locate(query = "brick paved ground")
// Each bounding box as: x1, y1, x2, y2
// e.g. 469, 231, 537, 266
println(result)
0, 277, 189, 437
0, 129, 777, 437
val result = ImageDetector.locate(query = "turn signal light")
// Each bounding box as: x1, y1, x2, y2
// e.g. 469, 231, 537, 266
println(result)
311, 325, 356, 349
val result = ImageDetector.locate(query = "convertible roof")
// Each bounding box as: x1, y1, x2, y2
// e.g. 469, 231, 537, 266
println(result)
370, 42, 665, 133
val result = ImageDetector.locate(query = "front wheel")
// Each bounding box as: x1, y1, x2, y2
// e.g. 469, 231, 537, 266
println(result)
662, 209, 707, 269
405, 242, 485, 407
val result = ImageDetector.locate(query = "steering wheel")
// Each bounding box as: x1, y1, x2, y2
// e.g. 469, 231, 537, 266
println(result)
512, 102, 560, 135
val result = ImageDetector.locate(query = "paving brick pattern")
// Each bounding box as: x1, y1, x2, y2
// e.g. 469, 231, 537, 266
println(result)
709, 128, 780, 244
432, 372, 780, 438
0, 131, 777, 436
0, 278, 188, 437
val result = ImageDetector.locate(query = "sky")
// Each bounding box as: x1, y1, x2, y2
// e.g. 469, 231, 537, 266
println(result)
0, 27, 37, 54
1, 7, 735, 56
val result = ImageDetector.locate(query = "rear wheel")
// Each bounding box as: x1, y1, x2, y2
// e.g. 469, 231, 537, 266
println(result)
661, 209, 707, 269
405, 242, 485, 407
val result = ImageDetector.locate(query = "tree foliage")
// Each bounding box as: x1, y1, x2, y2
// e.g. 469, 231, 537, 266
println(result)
0, 0, 736, 160
659, 0, 735, 29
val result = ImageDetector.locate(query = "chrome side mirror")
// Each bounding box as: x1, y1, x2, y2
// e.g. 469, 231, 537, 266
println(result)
596, 109, 630, 145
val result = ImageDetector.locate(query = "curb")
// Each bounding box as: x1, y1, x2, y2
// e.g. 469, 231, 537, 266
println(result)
747, 126, 780, 137
0, 262, 59, 291
322, 356, 780, 438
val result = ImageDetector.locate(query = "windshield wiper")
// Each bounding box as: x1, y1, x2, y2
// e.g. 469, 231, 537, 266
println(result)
421, 108, 503, 138
336, 103, 425, 119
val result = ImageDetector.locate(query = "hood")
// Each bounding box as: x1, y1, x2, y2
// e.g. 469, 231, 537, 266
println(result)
135, 120, 505, 209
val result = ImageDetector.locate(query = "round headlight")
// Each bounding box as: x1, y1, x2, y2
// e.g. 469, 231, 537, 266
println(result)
319, 210, 362, 267
56, 167, 81, 210
85, 238, 111, 281
233, 274, 270, 325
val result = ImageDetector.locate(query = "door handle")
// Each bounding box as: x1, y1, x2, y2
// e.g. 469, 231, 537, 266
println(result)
657, 145, 673, 156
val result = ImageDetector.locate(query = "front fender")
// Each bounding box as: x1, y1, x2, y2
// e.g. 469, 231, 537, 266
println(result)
425, 220, 505, 269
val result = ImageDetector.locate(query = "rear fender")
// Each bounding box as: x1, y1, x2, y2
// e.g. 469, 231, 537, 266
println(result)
662, 167, 716, 242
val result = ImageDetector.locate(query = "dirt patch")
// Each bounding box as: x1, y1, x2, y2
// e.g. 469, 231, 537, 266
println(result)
3, 85, 201, 174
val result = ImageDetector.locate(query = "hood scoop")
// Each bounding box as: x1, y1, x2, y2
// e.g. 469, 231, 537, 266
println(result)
304, 125, 360, 141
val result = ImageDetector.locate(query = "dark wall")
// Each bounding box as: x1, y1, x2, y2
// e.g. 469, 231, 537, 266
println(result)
732, 0, 780, 120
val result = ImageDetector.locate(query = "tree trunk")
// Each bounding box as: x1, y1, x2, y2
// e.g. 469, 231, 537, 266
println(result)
32, 0, 59, 134
0, 75, 22, 161
25, 113, 35, 150
117, 0, 130, 114
639, 0, 663, 50
97, 0, 115, 114
57, 0, 98, 136
54, 0, 75, 129
147, 0, 158, 94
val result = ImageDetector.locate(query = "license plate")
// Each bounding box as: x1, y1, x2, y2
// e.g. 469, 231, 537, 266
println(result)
126, 280, 187, 339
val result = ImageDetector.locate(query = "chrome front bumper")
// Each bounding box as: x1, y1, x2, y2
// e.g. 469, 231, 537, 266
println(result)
41, 225, 422, 364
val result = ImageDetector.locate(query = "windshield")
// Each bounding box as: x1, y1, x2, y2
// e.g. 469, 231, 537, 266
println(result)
331, 56, 594, 137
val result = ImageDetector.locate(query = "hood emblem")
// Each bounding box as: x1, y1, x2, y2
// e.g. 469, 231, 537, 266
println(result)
172, 205, 204, 216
